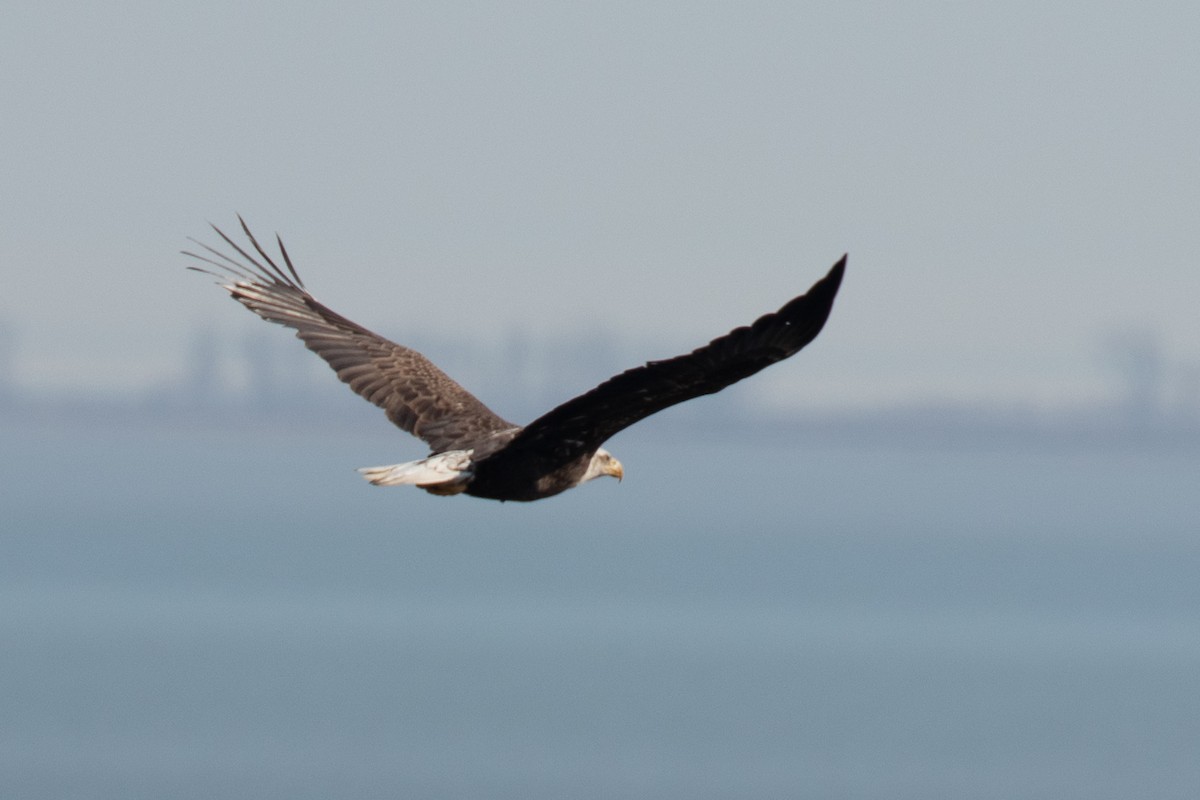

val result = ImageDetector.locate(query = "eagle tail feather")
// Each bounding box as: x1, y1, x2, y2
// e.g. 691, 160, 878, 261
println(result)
357, 450, 473, 492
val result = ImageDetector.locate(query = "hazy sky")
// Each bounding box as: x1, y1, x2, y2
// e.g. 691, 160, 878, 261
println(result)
2, 2, 1197, 411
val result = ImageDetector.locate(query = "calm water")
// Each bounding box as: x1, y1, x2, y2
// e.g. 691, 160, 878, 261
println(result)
2, 420, 1199, 799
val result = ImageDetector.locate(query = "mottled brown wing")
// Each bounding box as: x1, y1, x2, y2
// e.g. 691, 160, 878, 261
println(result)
485, 256, 846, 471
184, 218, 517, 453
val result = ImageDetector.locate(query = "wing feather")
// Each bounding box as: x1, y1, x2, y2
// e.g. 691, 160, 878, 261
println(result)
184, 218, 516, 453
487, 256, 846, 469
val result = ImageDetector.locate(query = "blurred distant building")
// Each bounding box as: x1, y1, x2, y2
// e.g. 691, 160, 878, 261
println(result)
1101, 328, 1164, 427
0, 316, 15, 407
184, 325, 222, 408
242, 331, 280, 407
1171, 362, 1200, 427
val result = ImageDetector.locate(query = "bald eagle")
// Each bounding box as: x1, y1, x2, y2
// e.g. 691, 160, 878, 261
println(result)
185, 219, 845, 502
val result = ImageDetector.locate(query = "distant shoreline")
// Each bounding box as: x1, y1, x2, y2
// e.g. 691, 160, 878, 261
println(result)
5, 393, 1199, 456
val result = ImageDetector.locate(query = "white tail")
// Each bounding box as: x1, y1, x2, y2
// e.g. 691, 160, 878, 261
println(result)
357, 450, 473, 492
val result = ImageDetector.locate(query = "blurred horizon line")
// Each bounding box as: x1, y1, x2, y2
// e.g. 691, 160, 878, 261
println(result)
2, 317, 1198, 451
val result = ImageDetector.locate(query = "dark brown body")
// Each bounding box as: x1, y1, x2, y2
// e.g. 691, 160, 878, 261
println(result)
465, 449, 596, 502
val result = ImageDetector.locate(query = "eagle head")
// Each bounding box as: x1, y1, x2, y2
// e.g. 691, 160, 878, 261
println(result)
583, 448, 624, 484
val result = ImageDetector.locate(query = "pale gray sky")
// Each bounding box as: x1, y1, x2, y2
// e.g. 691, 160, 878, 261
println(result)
2, 2, 1197, 411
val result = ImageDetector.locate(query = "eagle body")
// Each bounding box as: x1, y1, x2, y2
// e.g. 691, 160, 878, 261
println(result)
356, 436, 619, 501
467, 447, 622, 502
185, 219, 845, 502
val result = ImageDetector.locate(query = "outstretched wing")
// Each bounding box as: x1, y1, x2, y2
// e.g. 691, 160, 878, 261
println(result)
487, 256, 846, 469
184, 218, 517, 453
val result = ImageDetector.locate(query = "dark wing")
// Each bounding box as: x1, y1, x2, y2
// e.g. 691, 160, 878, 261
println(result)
183, 217, 517, 453
485, 256, 846, 469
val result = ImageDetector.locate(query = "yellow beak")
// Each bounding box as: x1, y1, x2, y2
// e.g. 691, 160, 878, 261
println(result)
607, 458, 624, 482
